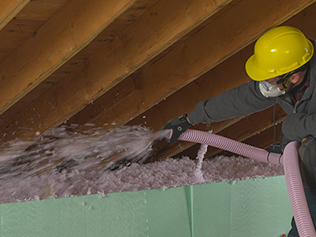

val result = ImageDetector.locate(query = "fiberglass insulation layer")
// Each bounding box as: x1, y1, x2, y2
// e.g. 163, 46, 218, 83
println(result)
0, 125, 284, 203
0, 155, 284, 204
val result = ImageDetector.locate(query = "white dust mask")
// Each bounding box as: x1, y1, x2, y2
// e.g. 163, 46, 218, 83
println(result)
259, 80, 285, 98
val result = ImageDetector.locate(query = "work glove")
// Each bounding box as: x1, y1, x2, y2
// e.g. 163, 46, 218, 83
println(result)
162, 114, 192, 144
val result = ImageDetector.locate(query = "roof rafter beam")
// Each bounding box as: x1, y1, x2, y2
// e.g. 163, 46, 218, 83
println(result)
0, 0, 233, 142
127, 43, 255, 131
0, 0, 29, 30
0, 0, 137, 115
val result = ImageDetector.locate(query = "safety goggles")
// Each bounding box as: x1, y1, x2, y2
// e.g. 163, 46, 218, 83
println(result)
265, 72, 292, 88
275, 72, 294, 88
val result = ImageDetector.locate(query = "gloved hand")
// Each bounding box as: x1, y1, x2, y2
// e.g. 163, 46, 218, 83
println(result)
162, 114, 192, 143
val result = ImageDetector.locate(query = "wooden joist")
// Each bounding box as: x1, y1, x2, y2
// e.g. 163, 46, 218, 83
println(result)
0, 0, 137, 116
0, 0, 233, 142
0, 0, 29, 30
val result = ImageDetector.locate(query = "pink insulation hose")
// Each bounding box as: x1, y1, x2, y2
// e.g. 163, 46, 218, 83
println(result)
283, 141, 316, 237
168, 129, 316, 236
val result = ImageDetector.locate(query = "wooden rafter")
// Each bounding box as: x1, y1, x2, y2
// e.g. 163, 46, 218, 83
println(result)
0, 0, 29, 30
0, 0, 137, 116
0, 0, 233, 142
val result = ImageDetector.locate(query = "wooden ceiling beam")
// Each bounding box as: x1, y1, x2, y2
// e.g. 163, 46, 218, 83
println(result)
0, 0, 160, 128
0, 0, 137, 116
243, 123, 282, 150
0, 0, 233, 142
0, 0, 29, 30
69, 0, 314, 132
127, 43, 254, 162
127, 43, 254, 131
216, 105, 286, 142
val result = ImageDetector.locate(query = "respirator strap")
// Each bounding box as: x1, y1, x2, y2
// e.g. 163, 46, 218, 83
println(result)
276, 72, 292, 89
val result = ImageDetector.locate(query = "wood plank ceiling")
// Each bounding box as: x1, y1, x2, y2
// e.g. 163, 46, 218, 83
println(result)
0, 0, 315, 171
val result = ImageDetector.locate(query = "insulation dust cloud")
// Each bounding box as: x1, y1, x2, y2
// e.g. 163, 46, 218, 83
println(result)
0, 125, 284, 204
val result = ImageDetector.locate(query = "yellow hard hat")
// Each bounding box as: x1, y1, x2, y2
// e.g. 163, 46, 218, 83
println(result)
245, 26, 314, 81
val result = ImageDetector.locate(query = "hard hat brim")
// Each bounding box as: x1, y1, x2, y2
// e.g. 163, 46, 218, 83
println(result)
246, 37, 314, 81
245, 55, 274, 81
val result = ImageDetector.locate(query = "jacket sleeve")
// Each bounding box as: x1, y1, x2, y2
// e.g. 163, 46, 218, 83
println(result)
282, 113, 316, 141
187, 80, 276, 124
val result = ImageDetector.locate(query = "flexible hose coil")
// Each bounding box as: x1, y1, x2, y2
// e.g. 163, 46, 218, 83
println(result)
171, 129, 316, 236
283, 141, 315, 237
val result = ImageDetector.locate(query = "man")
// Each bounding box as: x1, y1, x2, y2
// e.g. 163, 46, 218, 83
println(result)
162, 26, 316, 236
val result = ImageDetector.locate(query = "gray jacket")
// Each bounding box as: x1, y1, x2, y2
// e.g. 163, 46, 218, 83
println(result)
188, 40, 316, 142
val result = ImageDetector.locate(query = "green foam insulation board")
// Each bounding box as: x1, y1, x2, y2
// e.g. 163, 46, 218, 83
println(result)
0, 176, 292, 237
